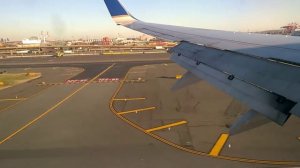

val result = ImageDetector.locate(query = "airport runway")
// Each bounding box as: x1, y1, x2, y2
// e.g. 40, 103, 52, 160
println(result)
0, 54, 297, 168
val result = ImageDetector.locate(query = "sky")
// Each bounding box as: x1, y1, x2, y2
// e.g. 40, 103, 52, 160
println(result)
0, 0, 300, 41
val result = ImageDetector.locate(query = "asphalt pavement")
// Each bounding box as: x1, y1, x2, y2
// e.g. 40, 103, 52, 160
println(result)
0, 54, 297, 168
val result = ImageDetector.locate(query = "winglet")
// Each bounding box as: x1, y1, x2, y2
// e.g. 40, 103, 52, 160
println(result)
104, 0, 137, 25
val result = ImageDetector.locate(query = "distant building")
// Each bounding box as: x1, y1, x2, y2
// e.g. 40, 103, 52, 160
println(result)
86, 39, 101, 44
139, 34, 154, 41
257, 22, 300, 36
292, 29, 300, 36
281, 22, 299, 34
112, 37, 127, 45
72, 40, 85, 45
101, 37, 112, 45
22, 36, 41, 47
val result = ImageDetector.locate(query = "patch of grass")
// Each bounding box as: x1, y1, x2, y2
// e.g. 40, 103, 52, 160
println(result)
0, 73, 40, 86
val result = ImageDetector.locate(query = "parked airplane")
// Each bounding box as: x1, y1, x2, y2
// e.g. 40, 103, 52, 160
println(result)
104, 0, 300, 134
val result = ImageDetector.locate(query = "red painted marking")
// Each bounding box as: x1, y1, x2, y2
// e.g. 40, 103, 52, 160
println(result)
66, 78, 120, 84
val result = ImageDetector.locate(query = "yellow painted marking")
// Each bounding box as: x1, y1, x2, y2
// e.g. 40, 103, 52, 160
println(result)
146, 121, 187, 133
0, 98, 27, 102
0, 64, 115, 145
176, 75, 183, 79
108, 69, 300, 166
0, 86, 52, 113
209, 134, 230, 157
113, 98, 146, 101
124, 79, 145, 82
117, 107, 156, 115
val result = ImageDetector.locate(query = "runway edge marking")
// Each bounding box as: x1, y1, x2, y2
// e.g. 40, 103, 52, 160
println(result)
0, 64, 115, 145
109, 67, 300, 167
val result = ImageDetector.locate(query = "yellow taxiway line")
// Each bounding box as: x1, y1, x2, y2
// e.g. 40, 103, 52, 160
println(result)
146, 121, 187, 133
0, 64, 115, 145
0, 98, 27, 102
109, 69, 300, 166
113, 98, 146, 101
209, 134, 230, 157
0, 86, 52, 113
117, 107, 155, 115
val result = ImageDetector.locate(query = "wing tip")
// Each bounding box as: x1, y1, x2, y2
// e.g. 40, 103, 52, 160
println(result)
104, 0, 137, 25
104, 0, 129, 17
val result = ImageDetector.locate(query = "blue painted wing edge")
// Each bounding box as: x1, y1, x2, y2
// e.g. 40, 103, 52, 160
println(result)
104, 0, 129, 17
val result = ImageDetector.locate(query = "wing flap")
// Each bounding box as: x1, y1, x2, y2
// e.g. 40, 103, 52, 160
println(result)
229, 110, 271, 135
291, 104, 300, 117
171, 42, 294, 125
169, 41, 300, 102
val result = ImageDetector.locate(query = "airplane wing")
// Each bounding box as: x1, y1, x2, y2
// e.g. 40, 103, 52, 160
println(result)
104, 0, 300, 134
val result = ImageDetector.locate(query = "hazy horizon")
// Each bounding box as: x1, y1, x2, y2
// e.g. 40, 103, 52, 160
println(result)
1, 0, 300, 41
